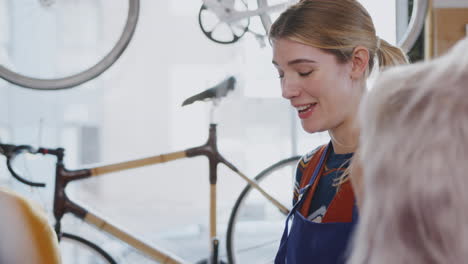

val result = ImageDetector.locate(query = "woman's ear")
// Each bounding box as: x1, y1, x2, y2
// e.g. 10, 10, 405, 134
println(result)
350, 46, 370, 80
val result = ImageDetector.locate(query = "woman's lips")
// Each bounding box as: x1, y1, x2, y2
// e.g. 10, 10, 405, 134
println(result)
296, 103, 317, 119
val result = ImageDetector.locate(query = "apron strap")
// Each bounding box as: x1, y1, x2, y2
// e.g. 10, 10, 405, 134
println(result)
275, 144, 330, 263
298, 143, 330, 216
286, 143, 330, 227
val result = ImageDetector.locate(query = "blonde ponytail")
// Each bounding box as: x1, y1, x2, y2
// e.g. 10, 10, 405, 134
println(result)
376, 38, 409, 69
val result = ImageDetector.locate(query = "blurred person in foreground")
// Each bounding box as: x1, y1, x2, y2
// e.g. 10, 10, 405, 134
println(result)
0, 187, 61, 263
348, 37, 468, 264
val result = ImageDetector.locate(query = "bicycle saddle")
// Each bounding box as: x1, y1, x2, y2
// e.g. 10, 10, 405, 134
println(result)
182, 76, 236, 106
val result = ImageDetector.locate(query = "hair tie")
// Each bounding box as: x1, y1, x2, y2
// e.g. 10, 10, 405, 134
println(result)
376, 36, 382, 50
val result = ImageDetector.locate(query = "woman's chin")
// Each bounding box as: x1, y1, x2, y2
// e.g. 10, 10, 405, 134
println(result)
301, 123, 325, 134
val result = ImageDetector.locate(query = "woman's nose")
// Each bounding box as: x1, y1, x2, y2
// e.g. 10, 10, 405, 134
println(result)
281, 78, 301, 99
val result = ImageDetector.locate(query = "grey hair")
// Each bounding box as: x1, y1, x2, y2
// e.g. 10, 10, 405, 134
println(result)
348, 37, 468, 264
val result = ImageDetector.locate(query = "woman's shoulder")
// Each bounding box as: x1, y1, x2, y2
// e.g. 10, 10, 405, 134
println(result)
295, 144, 327, 182
293, 145, 327, 203
297, 145, 327, 170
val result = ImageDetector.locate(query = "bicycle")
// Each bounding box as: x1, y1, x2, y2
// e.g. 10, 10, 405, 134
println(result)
0, 0, 139, 90
0, 76, 301, 263
198, 0, 428, 52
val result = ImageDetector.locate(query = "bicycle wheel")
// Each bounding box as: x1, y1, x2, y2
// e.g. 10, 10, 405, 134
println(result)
226, 156, 300, 264
198, 0, 250, 44
0, 0, 139, 90
60, 232, 116, 264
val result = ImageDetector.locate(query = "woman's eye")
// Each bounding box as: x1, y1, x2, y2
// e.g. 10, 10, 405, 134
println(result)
299, 71, 313, 77
277, 71, 284, 78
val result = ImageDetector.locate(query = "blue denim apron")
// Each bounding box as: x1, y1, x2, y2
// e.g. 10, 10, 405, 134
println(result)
275, 145, 358, 264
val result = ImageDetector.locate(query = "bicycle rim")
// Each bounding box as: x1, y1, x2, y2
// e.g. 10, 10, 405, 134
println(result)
398, 0, 428, 53
61, 232, 116, 264
226, 156, 300, 264
0, 0, 139, 90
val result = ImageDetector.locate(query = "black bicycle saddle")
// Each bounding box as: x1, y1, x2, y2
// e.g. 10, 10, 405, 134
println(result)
182, 76, 236, 106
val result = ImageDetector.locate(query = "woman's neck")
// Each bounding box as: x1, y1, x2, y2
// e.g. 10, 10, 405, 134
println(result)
328, 117, 359, 154
329, 80, 364, 154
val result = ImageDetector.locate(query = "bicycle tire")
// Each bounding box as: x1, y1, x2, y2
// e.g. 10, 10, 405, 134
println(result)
226, 155, 300, 264
256, 0, 428, 52
61, 232, 116, 264
0, 0, 139, 90
397, 0, 429, 53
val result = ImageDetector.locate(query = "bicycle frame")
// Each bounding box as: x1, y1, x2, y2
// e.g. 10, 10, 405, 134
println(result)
40, 123, 288, 264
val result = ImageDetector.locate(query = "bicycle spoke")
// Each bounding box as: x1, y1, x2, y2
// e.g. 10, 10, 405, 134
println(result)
229, 23, 242, 38
199, 8, 221, 32
212, 23, 234, 42
230, 16, 249, 36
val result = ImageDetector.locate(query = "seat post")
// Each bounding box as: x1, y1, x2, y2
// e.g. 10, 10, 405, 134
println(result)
209, 99, 220, 125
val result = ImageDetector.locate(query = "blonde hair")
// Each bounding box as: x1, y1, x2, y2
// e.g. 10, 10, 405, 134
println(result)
269, 0, 408, 74
349, 37, 468, 264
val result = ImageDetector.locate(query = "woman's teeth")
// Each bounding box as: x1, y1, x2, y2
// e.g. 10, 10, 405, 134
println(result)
297, 103, 317, 113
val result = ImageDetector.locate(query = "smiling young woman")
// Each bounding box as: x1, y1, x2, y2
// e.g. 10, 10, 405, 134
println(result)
270, 0, 408, 263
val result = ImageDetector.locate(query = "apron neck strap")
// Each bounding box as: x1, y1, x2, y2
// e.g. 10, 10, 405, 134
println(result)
292, 143, 331, 216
